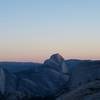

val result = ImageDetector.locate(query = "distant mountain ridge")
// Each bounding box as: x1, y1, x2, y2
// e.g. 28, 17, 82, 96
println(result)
0, 54, 100, 100
0, 54, 69, 100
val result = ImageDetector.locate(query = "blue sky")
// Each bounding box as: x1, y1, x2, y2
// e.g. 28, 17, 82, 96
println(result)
0, 0, 100, 62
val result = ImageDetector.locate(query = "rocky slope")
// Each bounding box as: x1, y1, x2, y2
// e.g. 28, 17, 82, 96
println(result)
0, 54, 100, 100
57, 80, 100, 100
0, 54, 69, 100
57, 60, 100, 100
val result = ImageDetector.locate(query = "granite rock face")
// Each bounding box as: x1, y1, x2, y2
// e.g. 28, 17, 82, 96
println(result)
57, 60, 100, 100
57, 80, 100, 100
0, 54, 69, 99
0, 54, 100, 100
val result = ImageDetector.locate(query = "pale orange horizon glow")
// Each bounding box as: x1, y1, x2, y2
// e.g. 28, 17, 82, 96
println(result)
0, 49, 100, 63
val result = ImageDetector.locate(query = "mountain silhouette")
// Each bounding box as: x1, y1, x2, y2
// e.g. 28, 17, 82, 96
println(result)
0, 54, 100, 100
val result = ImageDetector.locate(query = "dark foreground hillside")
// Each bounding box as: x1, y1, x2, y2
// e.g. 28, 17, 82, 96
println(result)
0, 54, 100, 100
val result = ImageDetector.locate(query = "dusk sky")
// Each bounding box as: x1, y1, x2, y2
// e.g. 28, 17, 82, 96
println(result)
0, 0, 100, 62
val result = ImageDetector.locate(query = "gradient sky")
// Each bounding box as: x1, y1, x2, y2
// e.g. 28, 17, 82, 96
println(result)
0, 0, 100, 62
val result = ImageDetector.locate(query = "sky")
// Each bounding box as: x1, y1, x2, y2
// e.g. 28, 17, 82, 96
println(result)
0, 0, 100, 62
